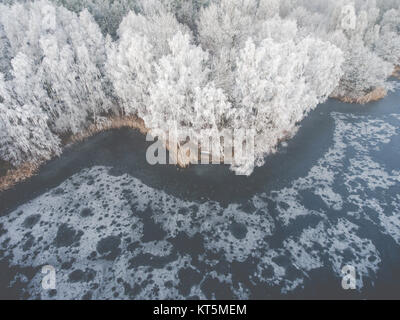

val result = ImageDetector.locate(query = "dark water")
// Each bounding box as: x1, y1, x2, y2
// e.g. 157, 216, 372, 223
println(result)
0, 88, 399, 299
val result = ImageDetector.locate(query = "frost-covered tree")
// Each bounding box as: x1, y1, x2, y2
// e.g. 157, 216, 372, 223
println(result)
375, 8, 400, 65
0, 0, 113, 166
228, 37, 343, 173
106, 2, 189, 117
332, 39, 393, 100
198, 0, 281, 55
192, 0, 343, 172
170, 0, 210, 33
146, 31, 230, 133
0, 72, 61, 166
53, 0, 141, 38
52, 0, 209, 38
0, 0, 111, 135
197, 0, 296, 94
108, 0, 343, 174
282, 0, 399, 100
0, 24, 12, 79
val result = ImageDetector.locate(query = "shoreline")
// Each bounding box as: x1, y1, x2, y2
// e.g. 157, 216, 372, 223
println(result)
330, 65, 399, 104
0, 162, 40, 193
330, 87, 387, 105
0, 115, 195, 192
393, 65, 400, 79
1, 73, 399, 192
0, 115, 148, 192
63, 115, 149, 145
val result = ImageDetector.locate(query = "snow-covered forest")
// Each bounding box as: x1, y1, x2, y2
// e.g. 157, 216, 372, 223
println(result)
0, 0, 399, 175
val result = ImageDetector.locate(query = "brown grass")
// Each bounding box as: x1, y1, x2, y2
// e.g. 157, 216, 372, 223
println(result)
331, 87, 387, 104
0, 162, 39, 192
65, 115, 149, 146
393, 65, 400, 79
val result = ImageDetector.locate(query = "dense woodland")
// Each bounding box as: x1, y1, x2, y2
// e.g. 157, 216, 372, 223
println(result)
0, 0, 399, 175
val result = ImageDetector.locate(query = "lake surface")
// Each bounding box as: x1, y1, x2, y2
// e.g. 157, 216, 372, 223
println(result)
0, 87, 399, 299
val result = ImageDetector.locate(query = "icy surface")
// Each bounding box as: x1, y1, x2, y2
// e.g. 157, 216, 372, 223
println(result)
0, 111, 399, 299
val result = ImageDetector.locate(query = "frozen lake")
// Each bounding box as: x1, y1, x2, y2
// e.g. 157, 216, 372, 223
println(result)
0, 88, 400, 299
